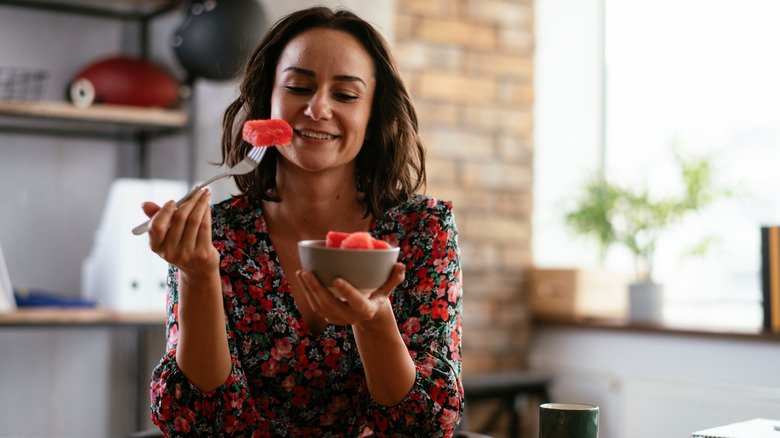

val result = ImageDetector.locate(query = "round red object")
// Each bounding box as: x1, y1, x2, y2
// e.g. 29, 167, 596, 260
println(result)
70, 55, 178, 108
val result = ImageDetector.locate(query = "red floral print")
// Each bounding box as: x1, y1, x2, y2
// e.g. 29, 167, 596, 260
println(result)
150, 195, 463, 436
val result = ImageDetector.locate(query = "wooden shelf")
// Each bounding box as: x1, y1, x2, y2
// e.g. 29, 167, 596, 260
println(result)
0, 308, 166, 327
0, 100, 187, 128
0, 0, 179, 20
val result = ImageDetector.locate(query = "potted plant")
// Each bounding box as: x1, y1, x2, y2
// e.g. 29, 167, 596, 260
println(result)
563, 150, 725, 322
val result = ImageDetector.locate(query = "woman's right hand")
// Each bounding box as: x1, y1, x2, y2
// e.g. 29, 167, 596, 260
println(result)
141, 187, 219, 277
144, 188, 232, 392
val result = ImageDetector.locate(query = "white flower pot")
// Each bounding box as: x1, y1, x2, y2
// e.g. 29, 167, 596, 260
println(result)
628, 282, 664, 323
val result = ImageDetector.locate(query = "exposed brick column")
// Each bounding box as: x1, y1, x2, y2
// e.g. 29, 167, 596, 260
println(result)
395, 0, 536, 373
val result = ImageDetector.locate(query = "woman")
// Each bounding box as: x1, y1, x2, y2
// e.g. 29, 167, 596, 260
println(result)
142, 6, 462, 437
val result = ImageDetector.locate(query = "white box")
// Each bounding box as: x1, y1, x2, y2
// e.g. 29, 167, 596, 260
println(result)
82, 178, 187, 311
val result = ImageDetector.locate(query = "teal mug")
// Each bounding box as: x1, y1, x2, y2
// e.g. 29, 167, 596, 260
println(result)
539, 403, 599, 438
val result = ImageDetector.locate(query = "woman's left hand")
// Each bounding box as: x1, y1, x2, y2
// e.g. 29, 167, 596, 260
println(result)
300, 262, 416, 406
296, 263, 406, 326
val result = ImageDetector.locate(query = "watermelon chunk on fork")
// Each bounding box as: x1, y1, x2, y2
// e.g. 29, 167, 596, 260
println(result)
242, 119, 293, 147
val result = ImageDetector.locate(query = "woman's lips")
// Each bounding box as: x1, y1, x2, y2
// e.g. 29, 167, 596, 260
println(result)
294, 128, 338, 141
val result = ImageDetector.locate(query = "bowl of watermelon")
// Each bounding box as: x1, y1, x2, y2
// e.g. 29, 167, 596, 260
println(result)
298, 231, 400, 300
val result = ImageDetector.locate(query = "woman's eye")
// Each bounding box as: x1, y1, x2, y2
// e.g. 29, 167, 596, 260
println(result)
334, 93, 358, 102
285, 86, 310, 94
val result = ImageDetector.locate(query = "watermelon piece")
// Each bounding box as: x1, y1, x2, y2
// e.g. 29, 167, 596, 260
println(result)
371, 239, 391, 249
242, 119, 293, 147
326, 230, 393, 250
326, 231, 350, 248
339, 232, 374, 249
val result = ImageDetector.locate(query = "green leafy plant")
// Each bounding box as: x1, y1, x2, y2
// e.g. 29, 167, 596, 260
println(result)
564, 151, 726, 283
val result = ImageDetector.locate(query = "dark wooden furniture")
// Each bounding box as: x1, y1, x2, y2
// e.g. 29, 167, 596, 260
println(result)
462, 371, 553, 438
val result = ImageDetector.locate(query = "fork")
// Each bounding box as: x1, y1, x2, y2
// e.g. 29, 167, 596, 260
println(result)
131, 146, 268, 235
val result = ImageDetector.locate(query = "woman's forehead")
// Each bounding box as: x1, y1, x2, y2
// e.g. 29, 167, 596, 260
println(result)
277, 28, 376, 79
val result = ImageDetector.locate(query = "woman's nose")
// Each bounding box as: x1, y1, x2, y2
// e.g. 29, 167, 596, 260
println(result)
304, 92, 332, 121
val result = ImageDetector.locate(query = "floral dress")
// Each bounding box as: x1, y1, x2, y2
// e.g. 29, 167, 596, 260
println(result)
150, 194, 463, 437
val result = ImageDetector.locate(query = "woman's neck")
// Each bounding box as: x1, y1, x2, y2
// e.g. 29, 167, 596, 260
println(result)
263, 165, 372, 241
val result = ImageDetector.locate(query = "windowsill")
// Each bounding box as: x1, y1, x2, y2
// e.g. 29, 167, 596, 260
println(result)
533, 310, 780, 343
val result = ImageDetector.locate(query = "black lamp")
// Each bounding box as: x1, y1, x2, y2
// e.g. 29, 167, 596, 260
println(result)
171, 0, 266, 81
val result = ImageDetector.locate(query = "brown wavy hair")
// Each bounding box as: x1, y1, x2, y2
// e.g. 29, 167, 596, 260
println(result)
220, 6, 426, 219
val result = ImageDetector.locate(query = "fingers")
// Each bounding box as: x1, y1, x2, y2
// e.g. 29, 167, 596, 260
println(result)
141, 201, 162, 219
297, 271, 347, 324
370, 263, 406, 299
162, 188, 206, 250
180, 188, 211, 253
350, 263, 406, 303
147, 188, 213, 269
147, 200, 177, 253
297, 267, 402, 326
197, 197, 214, 250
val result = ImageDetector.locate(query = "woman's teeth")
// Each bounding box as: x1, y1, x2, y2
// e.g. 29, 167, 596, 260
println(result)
296, 129, 335, 140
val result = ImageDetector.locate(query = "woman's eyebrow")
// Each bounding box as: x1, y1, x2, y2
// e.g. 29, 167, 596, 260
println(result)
283, 66, 367, 87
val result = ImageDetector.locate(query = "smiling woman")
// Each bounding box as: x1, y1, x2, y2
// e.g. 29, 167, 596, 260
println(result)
141, 6, 463, 437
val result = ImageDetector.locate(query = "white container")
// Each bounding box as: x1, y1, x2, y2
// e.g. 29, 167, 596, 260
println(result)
0, 241, 16, 312
628, 282, 664, 323
82, 178, 187, 311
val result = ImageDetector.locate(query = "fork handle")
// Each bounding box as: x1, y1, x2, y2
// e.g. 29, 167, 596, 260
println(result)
131, 172, 231, 236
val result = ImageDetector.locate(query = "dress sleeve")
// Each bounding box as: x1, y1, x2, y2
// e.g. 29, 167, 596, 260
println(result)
149, 265, 270, 437
364, 198, 464, 437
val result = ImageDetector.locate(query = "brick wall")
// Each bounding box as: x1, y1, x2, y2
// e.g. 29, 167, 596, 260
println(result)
395, 0, 535, 374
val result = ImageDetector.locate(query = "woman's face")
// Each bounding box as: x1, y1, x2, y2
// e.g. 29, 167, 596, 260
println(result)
270, 27, 376, 174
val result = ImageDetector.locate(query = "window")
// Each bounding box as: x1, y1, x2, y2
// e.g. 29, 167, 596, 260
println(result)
535, 0, 780, 328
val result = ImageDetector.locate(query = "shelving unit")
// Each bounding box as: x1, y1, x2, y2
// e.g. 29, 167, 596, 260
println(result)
0, 0, 178, 48
0, 307, 167, 432
0, 2, 189, 433
0, 0, 194, 180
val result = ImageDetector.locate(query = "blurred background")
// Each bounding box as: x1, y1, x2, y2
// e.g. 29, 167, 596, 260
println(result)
1, 0, 779, 437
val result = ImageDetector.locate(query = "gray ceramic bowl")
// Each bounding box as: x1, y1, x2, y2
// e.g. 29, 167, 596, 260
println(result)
297, 239, 400, 299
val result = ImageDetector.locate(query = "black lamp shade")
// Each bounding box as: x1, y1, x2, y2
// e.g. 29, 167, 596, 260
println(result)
172, 0, 266, 81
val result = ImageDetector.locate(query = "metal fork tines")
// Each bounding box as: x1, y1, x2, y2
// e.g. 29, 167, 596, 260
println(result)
131, 147, 268, 235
